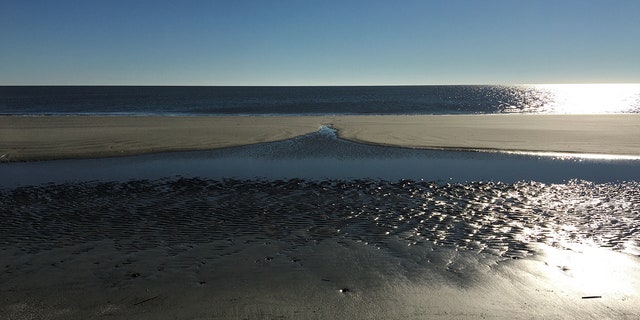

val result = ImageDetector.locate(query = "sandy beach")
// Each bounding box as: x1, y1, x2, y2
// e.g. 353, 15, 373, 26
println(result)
2, 115, 640, 319
1, 114, 639, 162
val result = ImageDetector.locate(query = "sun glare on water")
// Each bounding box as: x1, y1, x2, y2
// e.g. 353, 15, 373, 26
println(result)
533, 83, 640, 114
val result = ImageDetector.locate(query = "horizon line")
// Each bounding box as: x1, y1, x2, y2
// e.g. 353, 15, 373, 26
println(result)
2, 82, 639, 87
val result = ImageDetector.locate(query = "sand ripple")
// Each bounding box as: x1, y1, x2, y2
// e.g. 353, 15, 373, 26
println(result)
1, 178, 639, 259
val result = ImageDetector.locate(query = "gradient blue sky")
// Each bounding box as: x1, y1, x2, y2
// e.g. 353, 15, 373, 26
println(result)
1, 0, 639, 85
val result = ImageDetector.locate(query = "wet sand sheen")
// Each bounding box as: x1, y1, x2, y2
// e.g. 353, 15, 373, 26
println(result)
1, 114, 640, 161
2, 178, 640, 319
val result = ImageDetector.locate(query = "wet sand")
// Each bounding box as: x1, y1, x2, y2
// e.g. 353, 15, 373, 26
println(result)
3, 240, 639, 320
2, 114, 640, 161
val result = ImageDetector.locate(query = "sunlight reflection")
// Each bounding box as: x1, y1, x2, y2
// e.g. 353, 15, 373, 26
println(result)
539, 243, 638, 297
500, 150, 640, 160
534, 84, 640, 114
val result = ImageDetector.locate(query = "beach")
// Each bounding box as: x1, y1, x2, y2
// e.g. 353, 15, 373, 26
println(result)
2, 114, 640, 162
3, 0, 639, 317
2, 113, 640, 319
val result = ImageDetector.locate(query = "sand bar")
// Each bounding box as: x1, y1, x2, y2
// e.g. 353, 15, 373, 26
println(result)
1, 114, 639, 162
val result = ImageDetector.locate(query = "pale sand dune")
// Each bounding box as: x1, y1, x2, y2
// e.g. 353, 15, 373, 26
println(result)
1, 114, 639, 161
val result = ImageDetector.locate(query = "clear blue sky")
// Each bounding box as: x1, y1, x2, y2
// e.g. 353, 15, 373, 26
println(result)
1, 0, 639, 85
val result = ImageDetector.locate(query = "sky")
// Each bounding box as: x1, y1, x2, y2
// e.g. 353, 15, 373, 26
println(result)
1, 0, 639, 85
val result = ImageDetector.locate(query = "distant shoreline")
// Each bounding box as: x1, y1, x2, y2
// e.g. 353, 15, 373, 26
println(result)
1, 114, 639, 162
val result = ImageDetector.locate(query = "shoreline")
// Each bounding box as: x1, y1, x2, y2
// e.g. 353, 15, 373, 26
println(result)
1, 114, 640, 162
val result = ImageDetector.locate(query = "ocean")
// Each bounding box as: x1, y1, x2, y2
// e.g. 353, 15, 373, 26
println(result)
2, 84, 640, 115
1, 85, 640, 318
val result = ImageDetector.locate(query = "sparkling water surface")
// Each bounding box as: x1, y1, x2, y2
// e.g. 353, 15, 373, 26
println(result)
2, 84, 639, 115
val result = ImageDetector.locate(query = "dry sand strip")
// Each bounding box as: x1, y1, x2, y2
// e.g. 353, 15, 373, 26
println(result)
0, 116, 324, 162
1, 114, 639, 162
330, 114, 640, 157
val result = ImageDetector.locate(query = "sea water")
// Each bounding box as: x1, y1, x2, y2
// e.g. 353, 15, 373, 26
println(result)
1, 84, 640, 115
